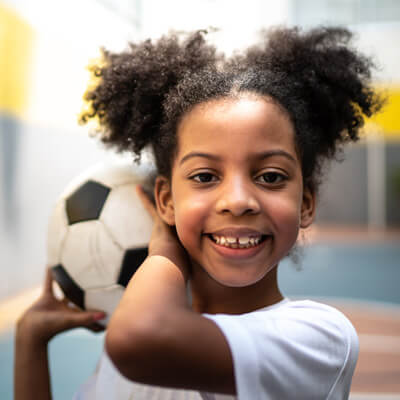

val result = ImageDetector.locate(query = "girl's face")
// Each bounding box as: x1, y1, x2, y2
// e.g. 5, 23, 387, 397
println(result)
159, 94, 315, 288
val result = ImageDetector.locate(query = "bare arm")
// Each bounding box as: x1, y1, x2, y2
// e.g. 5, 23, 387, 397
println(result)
106, 187, 235, 395
14, 324, 52, 400
14, 269, 105, 400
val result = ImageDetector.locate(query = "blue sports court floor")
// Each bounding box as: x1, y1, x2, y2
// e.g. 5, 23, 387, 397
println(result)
1, 239, 400, 399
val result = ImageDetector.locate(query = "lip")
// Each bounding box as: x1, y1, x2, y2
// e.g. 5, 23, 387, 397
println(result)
206, 234, 271, 260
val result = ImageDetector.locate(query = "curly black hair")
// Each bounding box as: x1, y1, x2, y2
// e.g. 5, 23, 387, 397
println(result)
80, 26, 384, 193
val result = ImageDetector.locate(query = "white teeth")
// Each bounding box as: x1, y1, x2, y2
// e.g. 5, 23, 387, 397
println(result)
238, 237, 250, 245
211, 234, 263, 249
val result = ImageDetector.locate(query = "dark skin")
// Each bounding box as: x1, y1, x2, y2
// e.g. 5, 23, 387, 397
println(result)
106, 96, 316, 395
15, 95, 316, 398
190, 264, 282, 315
107, 185, 238, 394
14, 24, 380, 397
14, 269, 105, 400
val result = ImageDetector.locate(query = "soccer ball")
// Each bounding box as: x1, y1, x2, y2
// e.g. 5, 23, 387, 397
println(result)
47, 159, 155, 325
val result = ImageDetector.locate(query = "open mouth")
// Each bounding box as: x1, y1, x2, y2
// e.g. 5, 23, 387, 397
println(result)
207, 234, 269, 249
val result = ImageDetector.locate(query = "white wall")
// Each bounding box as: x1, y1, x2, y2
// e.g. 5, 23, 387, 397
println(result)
354, 22, 400, 83
141, 0, 290, 54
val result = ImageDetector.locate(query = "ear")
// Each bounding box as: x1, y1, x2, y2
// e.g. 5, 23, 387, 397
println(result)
154, 176, 175, 226
300, 186, 316, 229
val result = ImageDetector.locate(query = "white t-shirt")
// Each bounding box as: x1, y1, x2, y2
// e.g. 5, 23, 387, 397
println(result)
74, 299, 358, 400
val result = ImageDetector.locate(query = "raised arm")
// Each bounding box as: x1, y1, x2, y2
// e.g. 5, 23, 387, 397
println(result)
14, 325, 52, 400
14, 269, 105, 400
105, 187, 236, 395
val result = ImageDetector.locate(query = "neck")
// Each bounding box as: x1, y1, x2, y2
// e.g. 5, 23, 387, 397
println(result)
190, 264, 283, 315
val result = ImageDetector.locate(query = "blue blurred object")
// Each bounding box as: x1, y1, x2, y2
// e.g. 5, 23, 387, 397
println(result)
1, 328, 104, 400
279, 241, 400, 304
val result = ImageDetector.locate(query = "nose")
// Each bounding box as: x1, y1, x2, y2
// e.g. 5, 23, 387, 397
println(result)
215, 175, 260, 216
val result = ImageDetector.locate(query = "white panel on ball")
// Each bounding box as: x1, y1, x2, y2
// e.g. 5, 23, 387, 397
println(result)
92, 160, 155, 190
101, 184, 153, 250
85, 285, 125, 326
58, 164, 107, 200
61, 220, 124, 288
47, 158, 155, 324
47, 200, 69, 267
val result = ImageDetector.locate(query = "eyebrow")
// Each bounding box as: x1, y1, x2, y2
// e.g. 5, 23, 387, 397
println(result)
255, 150, 297, 163
179, 150, 297, 165
179, 152, 221, 165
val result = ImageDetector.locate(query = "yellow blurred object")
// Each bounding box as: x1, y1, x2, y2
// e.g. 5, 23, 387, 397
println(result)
0, 3, 34, 118
78, 54, 106, 130
0, 286, 41, 331
367, 86, 400, 140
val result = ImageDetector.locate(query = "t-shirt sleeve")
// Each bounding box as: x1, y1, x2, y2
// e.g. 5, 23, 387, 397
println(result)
203, 301, 358, 400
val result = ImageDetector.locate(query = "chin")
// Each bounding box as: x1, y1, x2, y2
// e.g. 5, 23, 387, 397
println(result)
209, 270, 268, 288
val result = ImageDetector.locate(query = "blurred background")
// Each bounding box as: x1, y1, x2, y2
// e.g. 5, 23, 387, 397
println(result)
0, 0, 399, 399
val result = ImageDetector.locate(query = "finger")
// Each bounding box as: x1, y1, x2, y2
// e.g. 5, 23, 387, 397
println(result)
136, 185, 158, 219
43, 267, 54, 295
64, 311, 106, 329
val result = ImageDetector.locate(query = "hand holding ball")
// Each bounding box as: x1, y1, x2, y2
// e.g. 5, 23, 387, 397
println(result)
46, 160, 155, 325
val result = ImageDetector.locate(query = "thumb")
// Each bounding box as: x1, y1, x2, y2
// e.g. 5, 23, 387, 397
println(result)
64, 310, 106, 329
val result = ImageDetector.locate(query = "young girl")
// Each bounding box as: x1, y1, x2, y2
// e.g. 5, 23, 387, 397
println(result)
15, 26, 384, 399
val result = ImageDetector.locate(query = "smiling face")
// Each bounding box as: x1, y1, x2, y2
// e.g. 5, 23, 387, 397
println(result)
157, 94, 315, 291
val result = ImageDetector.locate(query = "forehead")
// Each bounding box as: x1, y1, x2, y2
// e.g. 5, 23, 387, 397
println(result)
176, 95, 297, 158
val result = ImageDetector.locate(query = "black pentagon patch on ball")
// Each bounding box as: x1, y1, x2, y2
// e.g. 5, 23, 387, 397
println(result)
51, 264, 85, 309
118, 247, 148, 287
66, 180, 110, 225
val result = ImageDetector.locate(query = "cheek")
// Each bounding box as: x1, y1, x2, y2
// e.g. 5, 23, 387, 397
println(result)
173, 196, 209, 246
267, 192, 302, 238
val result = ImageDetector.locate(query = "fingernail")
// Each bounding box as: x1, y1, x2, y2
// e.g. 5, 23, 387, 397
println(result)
93, 312, 106, 321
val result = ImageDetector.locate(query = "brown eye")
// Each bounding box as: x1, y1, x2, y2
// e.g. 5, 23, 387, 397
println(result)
192, 173, 217, 183
257, 172, 286, 184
